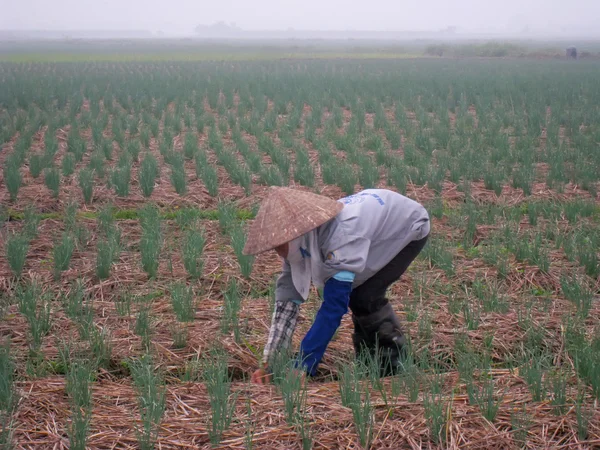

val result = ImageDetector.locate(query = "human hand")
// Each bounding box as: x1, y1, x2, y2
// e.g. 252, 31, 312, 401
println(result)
251, 364, 272, 385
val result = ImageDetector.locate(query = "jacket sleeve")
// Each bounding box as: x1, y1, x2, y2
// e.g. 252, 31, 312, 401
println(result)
263, 260, 304, 368
262, 299, 300, 367
297, 274, 353, 376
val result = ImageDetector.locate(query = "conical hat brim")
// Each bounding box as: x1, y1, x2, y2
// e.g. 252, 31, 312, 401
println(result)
243, 187, 344, 255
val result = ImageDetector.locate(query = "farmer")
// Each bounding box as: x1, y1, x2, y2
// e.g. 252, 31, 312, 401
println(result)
243, 188, 430, 383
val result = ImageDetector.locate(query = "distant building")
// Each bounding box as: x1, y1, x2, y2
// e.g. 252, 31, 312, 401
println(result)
566, 47, 577, 59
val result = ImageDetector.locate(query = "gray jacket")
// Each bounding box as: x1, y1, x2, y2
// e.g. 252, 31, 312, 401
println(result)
276, 189, 430, 303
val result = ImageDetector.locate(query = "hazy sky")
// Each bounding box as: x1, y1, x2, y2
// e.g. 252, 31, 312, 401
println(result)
2, 0, 598, 35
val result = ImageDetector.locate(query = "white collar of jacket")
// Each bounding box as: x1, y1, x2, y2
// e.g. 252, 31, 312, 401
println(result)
288, 230, 328, 301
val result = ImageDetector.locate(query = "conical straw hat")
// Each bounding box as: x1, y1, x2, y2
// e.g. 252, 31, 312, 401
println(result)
243, 187, 344, 255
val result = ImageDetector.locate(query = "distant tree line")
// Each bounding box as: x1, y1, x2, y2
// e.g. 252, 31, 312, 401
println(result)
424, 42, 598, 58
194, 22, 243, 38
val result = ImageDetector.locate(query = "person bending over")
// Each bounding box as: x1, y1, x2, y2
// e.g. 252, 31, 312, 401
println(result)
243, 188, 430, 383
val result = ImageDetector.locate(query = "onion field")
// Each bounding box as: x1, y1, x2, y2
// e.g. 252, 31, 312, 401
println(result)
0, 54, 599, 449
